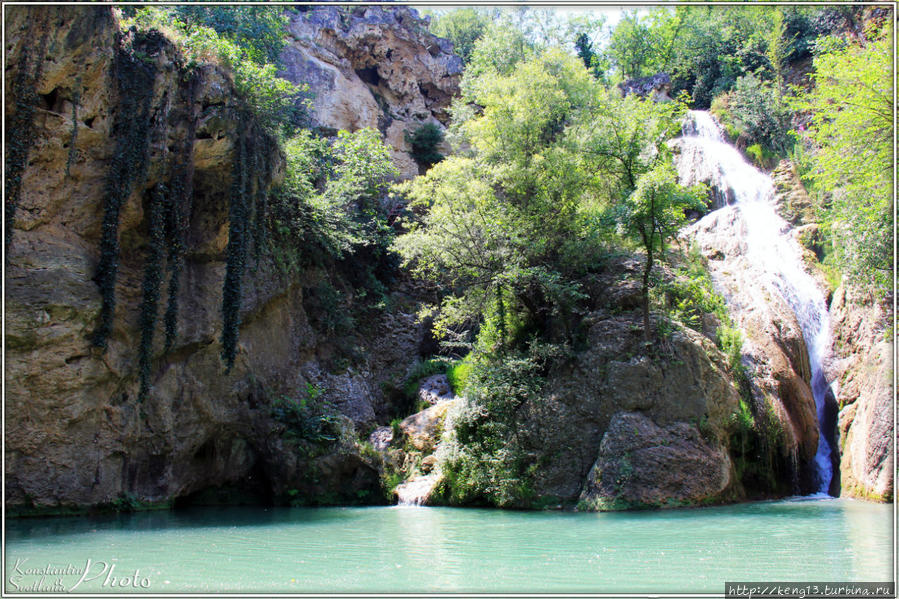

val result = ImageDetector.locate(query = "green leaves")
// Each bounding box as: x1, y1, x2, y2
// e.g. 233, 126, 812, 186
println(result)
270, 128, 398, 274
791, 25, 893, 291
428, 8, 491, 65
123, 7, 308, 137
617, 163, 706, 253
728, 74, 793, 156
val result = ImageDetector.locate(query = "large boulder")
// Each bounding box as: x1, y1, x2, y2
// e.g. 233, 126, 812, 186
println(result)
579, 412, 733, 510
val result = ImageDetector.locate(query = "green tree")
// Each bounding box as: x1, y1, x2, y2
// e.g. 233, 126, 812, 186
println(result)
575, 32, 608, 81
271, 128, 398, 267
428, 8, 492, 65
579, 88, 686, 199
729, 74, 792, 155
791, 26, 893, 291
616, 164, 706, 341
607, 11, 656, 80
607, 8, 683, 81
765, 9, 795, 97
172, 5, 288, 65
396, 50, 600, 350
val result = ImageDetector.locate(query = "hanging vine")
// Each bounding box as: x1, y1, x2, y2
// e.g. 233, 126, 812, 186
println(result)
5, 14, 51, 250
221, 114, 250, 373
91, 31, 160, 350
137, 183, 167, 401
163, 77, 198, 352
251, 135, 277, 264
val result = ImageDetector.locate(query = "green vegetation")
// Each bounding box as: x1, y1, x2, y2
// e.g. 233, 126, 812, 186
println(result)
615, 164, 706, 341
436, 346, 550, 507
137, 184, 167, 400
162, 99, 197, 352
270, 128, 397, 271
791, 23, 893, 292
5, 13, 50, 250
123, 6, 307, 137
92, 30, 161, 351
427, 8, 491, 65
407, 123, 445, 167
221, 121, 251, 372
271, 383, 341, 445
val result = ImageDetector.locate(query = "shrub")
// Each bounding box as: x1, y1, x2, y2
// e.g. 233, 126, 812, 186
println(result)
271, 384, 340, 445
447, 356, 473, 395
407, 123, 445, 167
121, 7, 308, 137
436, 344, 554, 507
729, 74, 792, 158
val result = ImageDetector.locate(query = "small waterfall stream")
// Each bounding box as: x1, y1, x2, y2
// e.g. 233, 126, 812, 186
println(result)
675, 110, 836, 494
394, 474, 440, 507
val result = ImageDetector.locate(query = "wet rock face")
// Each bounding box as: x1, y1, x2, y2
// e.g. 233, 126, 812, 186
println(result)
685, 205, 821, 492
280, 5, 461, 179
400, 398, 459, 453
418, 374, 454, 406
826, 285, 893, 501
4, 6, 427, 512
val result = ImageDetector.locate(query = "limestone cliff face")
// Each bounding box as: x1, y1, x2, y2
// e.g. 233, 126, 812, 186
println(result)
4, 6, 438, 512
278, 5, 461, 179
771, 160, 893, 501
826, 285, 893, 500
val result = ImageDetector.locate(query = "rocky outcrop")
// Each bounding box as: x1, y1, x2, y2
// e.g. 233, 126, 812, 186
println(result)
530, 307, 742, 508
771, 161, 815, 226
686, 206, 821, 490
279, 5, 461, 179
579, 412, 733, 510
4, 6, 432, 513
826, 285, 893, 500
619, 72, 673, 102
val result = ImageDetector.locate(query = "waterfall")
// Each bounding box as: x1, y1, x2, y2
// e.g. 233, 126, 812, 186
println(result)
675, 110, 836, 495
394, 474, 440, 507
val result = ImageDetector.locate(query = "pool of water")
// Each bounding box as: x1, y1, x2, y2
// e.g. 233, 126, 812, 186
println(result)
4, 497, 893, 594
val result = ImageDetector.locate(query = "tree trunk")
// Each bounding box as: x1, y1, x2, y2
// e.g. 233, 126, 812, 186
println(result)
642, 251, 652, 344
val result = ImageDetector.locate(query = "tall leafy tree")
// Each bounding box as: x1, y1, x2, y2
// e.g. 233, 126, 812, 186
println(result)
396, 50, 601, 349
616, 164, 706, 341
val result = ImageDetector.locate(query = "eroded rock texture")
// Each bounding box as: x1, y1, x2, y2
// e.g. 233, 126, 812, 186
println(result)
279, 5, 461, 178
826, 285, 893, 501
4, 5, 441, 512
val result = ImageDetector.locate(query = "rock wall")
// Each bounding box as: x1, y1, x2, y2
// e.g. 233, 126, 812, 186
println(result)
4, 5, 438, 512
826, 285, 894, 500
686, 206, 822, 494
771, 159, 893, 501
278, 5, 461, 179
400, 257, 747, 510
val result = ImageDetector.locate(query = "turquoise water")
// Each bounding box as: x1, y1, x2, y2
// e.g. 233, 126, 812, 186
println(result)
5, 498, 893, 594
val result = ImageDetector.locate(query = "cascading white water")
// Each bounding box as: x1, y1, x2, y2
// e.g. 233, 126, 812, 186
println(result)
676, 110, 835, 494
394, 474, 439, 507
